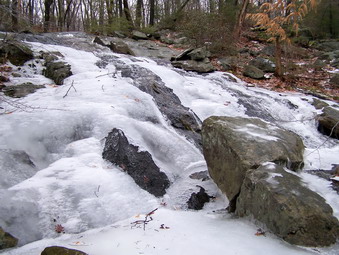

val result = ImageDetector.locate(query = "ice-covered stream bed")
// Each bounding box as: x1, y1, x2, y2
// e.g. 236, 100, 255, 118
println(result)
0, 33, 338, 255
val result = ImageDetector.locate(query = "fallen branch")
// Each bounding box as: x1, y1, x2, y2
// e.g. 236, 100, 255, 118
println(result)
63, 81, 76, 98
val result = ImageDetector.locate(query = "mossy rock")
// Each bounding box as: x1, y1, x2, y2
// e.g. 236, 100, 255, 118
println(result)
3, 82, 45, 98
0, 40, 34, 66
0, 227, 18, 250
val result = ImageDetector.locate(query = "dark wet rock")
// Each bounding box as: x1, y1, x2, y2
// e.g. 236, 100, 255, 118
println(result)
189, 171, 210, 181
243, 65, 265, 79
202, 116, 304, 211
317, 106, 339, 139
218, 57, 237, 71
249, 57, 275, 73
132, 30, 148, 40
0, 227, 18, 250
172, 59, 215, 73
330, 74, 339, 87
0, 40, 34, 66
41, 246, 87, 255
43, 61, 72, 85
312, 98, 329, 109
116, 63, 202, 149
109, 41, 135, 56
187, 186, 211, 210
2, 82, 45, 98
102, 128, 170, 197
93, 36, 107, 47
236, 163, 339, 247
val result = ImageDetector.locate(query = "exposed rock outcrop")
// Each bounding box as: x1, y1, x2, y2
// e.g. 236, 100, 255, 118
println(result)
102, 128, 170, 197
0, 227, 18, 250
317, 106, 339, 139
243, 65, 265, 79
0, 40, 34, 66
2, 82, 45, 98
41, 246, 87, 255
171, 47, 215, 73
109, 41, 135, 56
116, 63, 202, 149
202, 116, 304, 211
131, 30, 148, 40
236, 163, 339, 247
249, 57, 276, 73
41, 52, 72, 85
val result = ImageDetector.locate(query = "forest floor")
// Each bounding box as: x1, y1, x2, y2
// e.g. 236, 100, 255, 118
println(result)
223, 34, 339, 102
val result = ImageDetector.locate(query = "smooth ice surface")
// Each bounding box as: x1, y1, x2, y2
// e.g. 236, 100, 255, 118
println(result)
0, 34, 339, 254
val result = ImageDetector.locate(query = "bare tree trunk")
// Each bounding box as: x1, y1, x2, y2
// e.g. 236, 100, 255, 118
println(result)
135, 0, 143, 28
28, 0, 34, 25
44, 0, 53, 32
106, 0, 113, 26
234, 0, 249, 40
149, 0, 155, 26
118, 0, 123, 17
275, 37, 283, 78
11, 0, 18, 31
123, 0, 133, 28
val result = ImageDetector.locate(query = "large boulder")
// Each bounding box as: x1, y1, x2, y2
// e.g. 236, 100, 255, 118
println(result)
171, 47, 215, 73
236, 163, 339, 247
41, 246, 87, 255
249, 57, 276, 73
102, 128, 170, 197
43, 61, 72, 85
243, 65, 265, 79
131, 30, 148, 40
109, 41, 135, 56
202, 116, 304, 210
172, 59, 215, 73
0, 40, 34, 66
317, 106, 339, 139
0, 227, 18, 250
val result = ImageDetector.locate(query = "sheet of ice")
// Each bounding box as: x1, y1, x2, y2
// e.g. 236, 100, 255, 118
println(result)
2, 209, 323, 255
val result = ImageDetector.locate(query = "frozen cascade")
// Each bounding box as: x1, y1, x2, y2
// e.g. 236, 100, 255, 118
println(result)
0, 33, 338, 255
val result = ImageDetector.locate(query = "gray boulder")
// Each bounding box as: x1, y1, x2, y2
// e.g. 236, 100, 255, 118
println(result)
172, 59, 215, 73
41, 246, 87, 255
236, 163, 339, 247
131, 30, 148, 40
249, 57, 276, 72
218, 57, 237, 71
317, 106, 339, 139
243, 65, 265, 79
187, 47, 211, 61
0, 40, 34, 66
102, 128, 170, 197
202, 116, 304, 211
3, 82, 45, 98
0, 227, 18, 250
109, 41, 135, 56
43, 61, 72, 85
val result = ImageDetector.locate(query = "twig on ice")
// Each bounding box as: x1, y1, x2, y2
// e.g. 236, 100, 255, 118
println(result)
131, 208, 158, 231
63, 81, 76, 98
